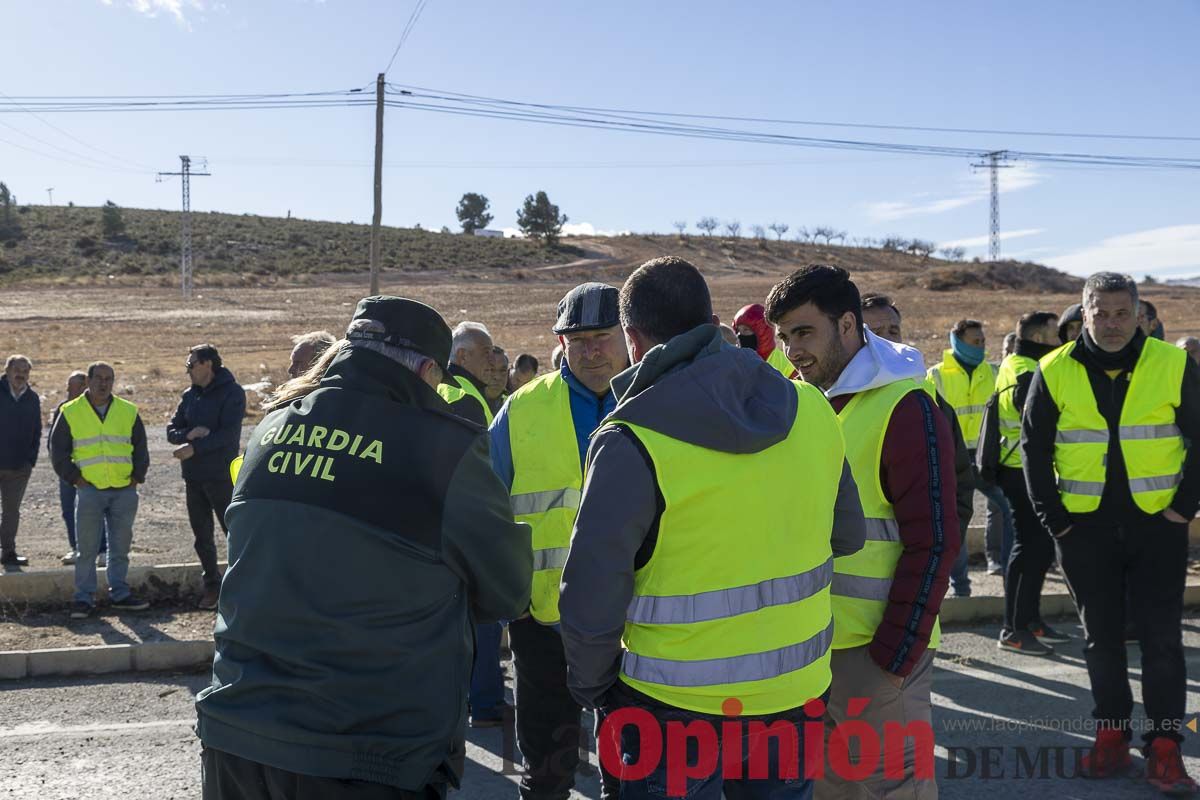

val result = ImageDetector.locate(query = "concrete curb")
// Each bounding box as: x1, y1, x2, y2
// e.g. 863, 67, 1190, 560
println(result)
940, 584, 1200, 623
0, 639, 213, 680
0, 562, 225, 606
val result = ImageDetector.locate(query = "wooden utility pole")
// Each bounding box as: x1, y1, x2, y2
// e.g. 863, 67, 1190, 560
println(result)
369, 73, 385, 295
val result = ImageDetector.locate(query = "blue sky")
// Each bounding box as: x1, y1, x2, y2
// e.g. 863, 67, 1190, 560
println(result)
3, 0, 1199, 277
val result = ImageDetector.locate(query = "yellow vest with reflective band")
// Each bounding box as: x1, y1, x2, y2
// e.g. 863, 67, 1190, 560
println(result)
60, 395, 139, 490
507, 372, 582, 624
612, 381, 840, 715
927, 352, 996, 449
1039, 338, 1187, 514
834, 378, 941, 651
436, 374, 494, 426
766, 347, 794, 379
995, 353, 1037, 468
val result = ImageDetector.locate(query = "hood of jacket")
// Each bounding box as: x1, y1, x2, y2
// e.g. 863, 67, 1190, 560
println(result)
825, 328, 928, 399
607, 324, 797, 455
1058, 303, 1083, 344
732, 303, 776, 361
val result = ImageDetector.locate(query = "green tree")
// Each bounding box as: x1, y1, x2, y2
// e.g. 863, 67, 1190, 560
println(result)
0, 182, 19, 242
456, 192, 493, 233
101, 200, 126, 240
516, 191, 567, 245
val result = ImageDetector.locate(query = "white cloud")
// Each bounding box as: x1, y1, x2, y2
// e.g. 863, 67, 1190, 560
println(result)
1048, 224, 1200, 277
500, 221, 629, 239
865, 162, 1042, 222
937, 227, 1045, 251
102, 0, 205, 26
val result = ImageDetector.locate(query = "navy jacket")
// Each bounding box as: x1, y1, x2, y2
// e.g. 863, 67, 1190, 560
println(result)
167, 367, 247, 483
0, 377, 41, 470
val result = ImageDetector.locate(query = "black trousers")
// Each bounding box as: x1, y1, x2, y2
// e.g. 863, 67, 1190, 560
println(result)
186, 478, 232, 588
999, 466, 1055, 632
1057, 515, 1188, 744
201, 747, 445, 799
509, 618, 619, 800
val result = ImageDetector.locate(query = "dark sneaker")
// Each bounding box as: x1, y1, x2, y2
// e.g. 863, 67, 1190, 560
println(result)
111, 594, 150, 611
0, 553, 29, 567
69, 601, 94, 620
198, 587, 220, 611
998, 628, 1054, 656
1029, 622, 1072, 644
1147, 737, 1198, 795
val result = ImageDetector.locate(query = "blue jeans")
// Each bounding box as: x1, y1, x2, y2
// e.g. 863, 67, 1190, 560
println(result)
74, 485, 138, 604
59, 479, 106, 554
469, 621, 505, 719
978, 481, 1015, 572
611, 695, 815, 799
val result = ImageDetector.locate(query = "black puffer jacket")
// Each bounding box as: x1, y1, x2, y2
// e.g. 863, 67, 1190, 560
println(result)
166, 367, 246, 482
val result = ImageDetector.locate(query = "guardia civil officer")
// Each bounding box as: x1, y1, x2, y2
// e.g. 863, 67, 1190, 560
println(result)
196, 296, 532, 800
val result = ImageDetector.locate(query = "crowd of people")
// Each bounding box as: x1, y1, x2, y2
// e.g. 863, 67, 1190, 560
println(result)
0, 259, 1198, 798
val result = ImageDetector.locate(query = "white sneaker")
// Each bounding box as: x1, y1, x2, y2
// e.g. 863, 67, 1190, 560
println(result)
97, 552, 107, 568
61, 550, 79, 565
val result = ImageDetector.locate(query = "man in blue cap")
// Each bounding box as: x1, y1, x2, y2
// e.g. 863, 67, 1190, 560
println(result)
197, 296, 531, 800
489, 282, 627, 799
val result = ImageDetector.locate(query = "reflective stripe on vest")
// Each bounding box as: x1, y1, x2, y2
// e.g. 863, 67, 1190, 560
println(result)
507, 372, 583, 624
60, 394, 139, 490
834, 378, 942, 651
1040, 339, 1187, 515
996, 353, 1038, 468
436, 374, 494, 425
928, 353, 996, 449
613, 381, 841, 715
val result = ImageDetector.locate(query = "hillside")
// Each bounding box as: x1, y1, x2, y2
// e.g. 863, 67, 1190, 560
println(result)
0, 203, 1081, 293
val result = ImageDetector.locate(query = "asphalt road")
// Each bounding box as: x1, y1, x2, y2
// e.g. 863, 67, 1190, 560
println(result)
2, 617, 1199, 799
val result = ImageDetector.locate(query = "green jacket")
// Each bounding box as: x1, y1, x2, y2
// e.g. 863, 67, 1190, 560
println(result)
195, 346, 531, 791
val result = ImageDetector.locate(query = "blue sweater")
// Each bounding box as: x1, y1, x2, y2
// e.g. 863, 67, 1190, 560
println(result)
488, 363, 617, 490
0, 377, 41, 470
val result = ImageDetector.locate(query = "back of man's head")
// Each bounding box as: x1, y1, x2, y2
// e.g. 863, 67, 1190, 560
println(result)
1017, 311, 1058, 342
514, 353, 538, 373
764, 264, 863, 337
619, 256, 712, 345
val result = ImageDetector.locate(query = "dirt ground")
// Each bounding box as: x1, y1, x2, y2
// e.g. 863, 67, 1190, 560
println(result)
1, 268, 1197, 625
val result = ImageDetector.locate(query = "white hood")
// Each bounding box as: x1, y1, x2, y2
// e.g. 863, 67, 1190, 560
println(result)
825, 328, 928, 399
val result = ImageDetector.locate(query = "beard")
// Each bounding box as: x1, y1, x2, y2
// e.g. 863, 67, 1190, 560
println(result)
800, 337, 851, 391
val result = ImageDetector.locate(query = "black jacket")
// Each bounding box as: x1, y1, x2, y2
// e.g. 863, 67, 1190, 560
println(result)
1022, 333, 1200, 535
936, 393, 975, 533
167, 367, 247, 482
0, 377, 40, 470
48, 394, 150, 484
195, 346, 531, 791
441, 364, 490, 427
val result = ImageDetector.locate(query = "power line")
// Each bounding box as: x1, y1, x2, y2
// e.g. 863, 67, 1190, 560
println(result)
0, 88, 156, 172
383, 0, 430, 75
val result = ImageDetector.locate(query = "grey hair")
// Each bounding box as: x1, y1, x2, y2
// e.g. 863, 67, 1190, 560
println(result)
1082, 272, 1138, 309
1177, 336, 1200, 349
450, 321, 491, 363
346, 319, 434, 374
5, 354, 31, 371
67, 370, 87, 383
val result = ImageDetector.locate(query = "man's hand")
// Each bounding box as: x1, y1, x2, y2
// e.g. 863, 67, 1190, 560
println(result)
73, 477, 92, 489
173, 443, 195, 461
186, 426, 211, 441
1053, 525, 1074, 539
1163, 508, 1189, 525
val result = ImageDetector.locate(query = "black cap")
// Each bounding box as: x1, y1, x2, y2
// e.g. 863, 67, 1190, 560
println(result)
346, 296, 453, 368
553, 282, 620, 335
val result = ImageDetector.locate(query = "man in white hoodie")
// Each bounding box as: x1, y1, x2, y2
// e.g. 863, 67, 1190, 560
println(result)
766, 265, 960, 799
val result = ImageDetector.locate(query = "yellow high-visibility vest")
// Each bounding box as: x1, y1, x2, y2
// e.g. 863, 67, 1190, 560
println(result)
1040, 338, 1187, 514
612, 381, 841, 715
436, 373, 494, 425
766, 348, 795, 379
928, 352, 996, 449
60, 394, 139, 490
507, 372, 581, 624
995, 353, 1038, 468
834, 378, 941, 651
